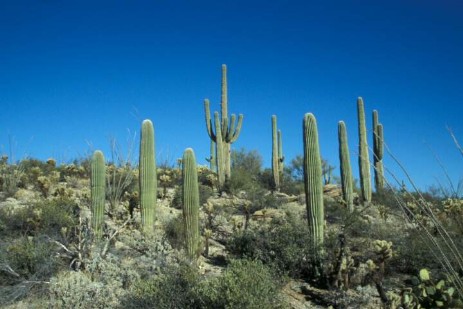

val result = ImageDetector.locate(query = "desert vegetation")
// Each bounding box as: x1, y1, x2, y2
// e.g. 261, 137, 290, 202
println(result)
1, 65, 462, 308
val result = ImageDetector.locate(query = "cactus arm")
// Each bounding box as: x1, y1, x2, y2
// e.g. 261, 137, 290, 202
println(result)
204, 99, 216, 142
227, 114, 243, 143
278, 129, 284, 173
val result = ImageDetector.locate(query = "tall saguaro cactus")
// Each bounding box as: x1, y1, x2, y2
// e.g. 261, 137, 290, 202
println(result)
303, 113, 324, 259
204, 65, 244, 185
373, 110, 384, 192
182, 148, 200, 262
91, 150, 106, 239
139, 119, 157, 234
357, 97, 372, 203
272, 115, 284, 191
338, 121, 354, 212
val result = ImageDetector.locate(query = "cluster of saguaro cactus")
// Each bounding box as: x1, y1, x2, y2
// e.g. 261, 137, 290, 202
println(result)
357, 97, 372, 203
271, 115, 284, 191
373, 110, 384, 192
91, 150, 106, 239
139, 119, 157, 234
338, 121, 354, 212
303, 113, 324, 260
204, 65, 243, 189
182, 148, 200, 262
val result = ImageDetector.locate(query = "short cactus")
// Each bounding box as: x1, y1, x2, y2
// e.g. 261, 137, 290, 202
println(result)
139, 119, 157, 234
303, 113, 324, 257
338, 121, 354, 212
182, 148, 200, 262
91, 150, 106, 239
357, 97, 372, 203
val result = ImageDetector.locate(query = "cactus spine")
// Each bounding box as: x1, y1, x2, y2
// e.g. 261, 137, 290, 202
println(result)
272, 115, 284, 191
303, 113, 324, 257
91, 150, 106, 239
338, 121, 354, 212
139, 119, 157, 234
357, 97, 372, 203
204, 65, 243, 186
182, 148, 200, 262
373, 110, 384, 191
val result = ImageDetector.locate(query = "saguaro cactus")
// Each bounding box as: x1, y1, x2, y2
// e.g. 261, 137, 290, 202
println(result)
338, 121, 354, 212
357, 97, 372, 203
372, 110, 384, 191
91, 150, 106, 239
139, 119, 157, 234
303, 113, 324, 257
271, 115, 284, 191
204, 64, 243, 184
182, 148, 200, 262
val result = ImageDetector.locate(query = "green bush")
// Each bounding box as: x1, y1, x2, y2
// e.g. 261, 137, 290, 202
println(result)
227, 215, 314, 278
123, 263, 199, 309
198, 259, 284, 309
124, 259, 283, 309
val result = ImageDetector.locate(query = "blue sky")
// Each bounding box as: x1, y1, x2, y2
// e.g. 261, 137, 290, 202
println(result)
1, 0, 462, 191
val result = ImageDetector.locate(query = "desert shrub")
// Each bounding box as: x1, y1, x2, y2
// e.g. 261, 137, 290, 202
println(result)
171, 184, 213, 209
123, 263, 199, 309
0, 235, 60, 292
227, 215, 313, 278
38, 198, 79, 238
164, 214, 185, 250
197, 259, 284, 309
125, 259, 283, 309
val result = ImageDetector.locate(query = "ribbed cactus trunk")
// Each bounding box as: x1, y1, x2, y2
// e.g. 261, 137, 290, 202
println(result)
91, 150, 106, 239
139, 119, 157, 234
214, 112, 225, 189
204, 65, 243, 188
338, 121, 354, 212
303, 113, 324, 260
182, 148, 200, 262
373, 110, 384, 192
208, 139, 217, 173
357, 97, 372, 203
271, 115, 283, 191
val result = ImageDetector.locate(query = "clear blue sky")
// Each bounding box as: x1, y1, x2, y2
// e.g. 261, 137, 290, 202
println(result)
1, 0, 462, 191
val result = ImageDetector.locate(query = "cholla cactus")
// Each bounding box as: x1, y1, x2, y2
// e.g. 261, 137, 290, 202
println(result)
373, 239, 393, 275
